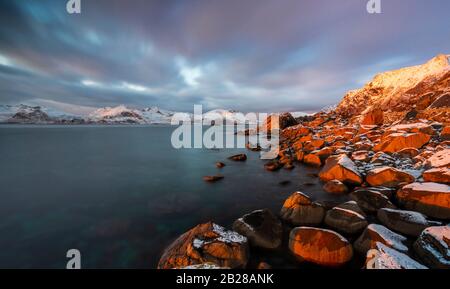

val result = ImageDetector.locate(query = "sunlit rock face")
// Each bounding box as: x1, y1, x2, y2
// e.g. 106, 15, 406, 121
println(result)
157, 222, 249, 269
336, 54, 450, 119
366, 167, 415, 188
280, 192, 325, 226
288, 227, 353, 267
319, 154, 363, 185
397, 182, 450, 219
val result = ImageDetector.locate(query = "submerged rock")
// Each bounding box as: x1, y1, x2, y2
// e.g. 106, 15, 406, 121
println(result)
158, 222, 249, 269
228, 154, 247, 161
413, 225, 450, 269
203, 175, 224, 182
280, 192, 325, 226
397, 182, 450, 219
354, 224, 409, 255
232, 209, 282, 249
365, 242, 427, 269
289, 227, 353, 267
215, 162, 226, 168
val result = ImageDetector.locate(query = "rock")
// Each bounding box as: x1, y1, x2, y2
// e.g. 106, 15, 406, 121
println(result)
264, 161, 282, 171
396, 147, 420, 158
423, 167, 450, 184
424, 148, 450, 168
373, 132, 431, 153
351, 150, 371, 162
397, 182, 450, 219
428, 92, 450, 108
441, 126, 450, 141
361, 107, 384, 126
350, 189, 396, 213
335, 201, 367, 217
413, 226, 450, 269
216, 162, 226, 168
366, 167, 415, 188
203, 175, 224, 182
354, 186, 396, 199
262, 112, 298, 131
289, 227, 353, 267
232, 209, 282, 249
377, 208, 432, 237
256, 262, 272, 269
324, 206, 368, 234
323, 179, 349, 194
319, 154, 363, 185
354, 224, 409, 255
365, 242, 427, 269
228, 153, 247, 161
157, 222, 249, 269
303, 153, 321, 167
182, 263, 228, 269
280, 192, 325, 226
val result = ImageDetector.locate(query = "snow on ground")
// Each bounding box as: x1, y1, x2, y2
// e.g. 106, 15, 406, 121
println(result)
368, 224, 409, 253
368, 242, 427, 269
403, 182, 450, 193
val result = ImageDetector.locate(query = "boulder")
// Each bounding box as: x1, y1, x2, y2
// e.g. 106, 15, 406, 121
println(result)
350, 189, 396, 213
280, 192, 325, 226
351, 150, 371, 162
324, 206, 368, 234
264, 161, 282, 171
319, 154, 363, 185
232, 209, 282, 249
203, 175, 224, 182
366, 167, 415, 188
157, 222, 249, 269
303, 153, 321, 167
228, 153, 247, 161
323, 179, 349, 194
354, 186, 396, 199
422, 167, 450, 184
361, 108, 384, 126
377, 208, 432, 237
441, 126, 450, 141
424, 148, 450, 168
397, 182, 450, 219
373, 132, 431, 153
289, 227, 353, 267
396, 147, 420, 158
216, 162, 226, 168
413, 226, 450, 269
354, 224, 409, 255
365, 242, 427, 269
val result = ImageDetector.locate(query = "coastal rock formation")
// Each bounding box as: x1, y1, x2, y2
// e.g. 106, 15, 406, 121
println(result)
397, 182, 450, 219
158, 222, 249, 269
365, 242, 427, 269
232, 209, 282, 249
360, 107, 384, 126
319, 154, 363, 185
354, 224, 409, 255
324, 205, 368, 234
413, 226, 450, 269
289, 227, 353, 267
377, 208, 433, 237
280, 192, 325, 226
366, 167, 415, 188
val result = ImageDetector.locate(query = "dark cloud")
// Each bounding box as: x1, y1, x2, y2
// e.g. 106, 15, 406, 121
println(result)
0, 0, 449, 113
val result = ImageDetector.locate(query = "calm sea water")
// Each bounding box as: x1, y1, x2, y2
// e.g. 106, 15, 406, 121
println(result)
0, 125, 347, 268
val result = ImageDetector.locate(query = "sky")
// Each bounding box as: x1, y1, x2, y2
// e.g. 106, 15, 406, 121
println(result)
0, 0, 449, 114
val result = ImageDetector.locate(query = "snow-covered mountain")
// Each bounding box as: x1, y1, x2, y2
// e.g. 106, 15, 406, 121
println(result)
0, 104, 85, 124
87, 105, 178, 124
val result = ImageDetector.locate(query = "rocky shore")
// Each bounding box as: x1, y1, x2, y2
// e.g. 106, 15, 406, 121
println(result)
158, 54, 450, 269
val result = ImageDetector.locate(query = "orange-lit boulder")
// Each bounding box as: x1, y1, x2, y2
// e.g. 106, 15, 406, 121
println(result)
413, 226, 450, 269
324, 206, 368, 234
366, 167, 415, 188
280, 192, 325, 226
441, 126, 450, 141
387, 123, 435, 135
423, 167, 450, 184
396, 147, 420, 158
361, 108, 384, 126
304, 153, 321, 167
323, 179, 348, 194
424, 148, 450, 168
397, 182, 450, 219
157, 222, 249, 269
319, 154, 363, 185
351, 150, 371, 162
228, 153, 247, 161
288, 227, 353, 267
354, 224, 409, 255
373, 132, 431, 153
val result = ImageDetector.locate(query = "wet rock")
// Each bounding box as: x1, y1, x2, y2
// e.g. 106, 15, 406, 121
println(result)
365, 242, 427, 269
319, 154, 363, 185
324, 205, 368, 234
366, 166, 415, 188
216, 162, 226, 168
323, 179, 349, 194
203, 175, 224, 182
232, 209, 282, 249
350, 189, 396, 213
354, 224, 409, 255
289, 227, 353, 267
280, 192, 325, 226
422, 167, 450, 184
377, 208, 433, 237
228, 154, 247, 161
158, 222, 249, 269
397, 182, 450, 219
413, 225, 450, 269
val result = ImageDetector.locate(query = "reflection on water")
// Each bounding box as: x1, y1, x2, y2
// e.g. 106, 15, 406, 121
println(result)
0, 125, 347, 268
